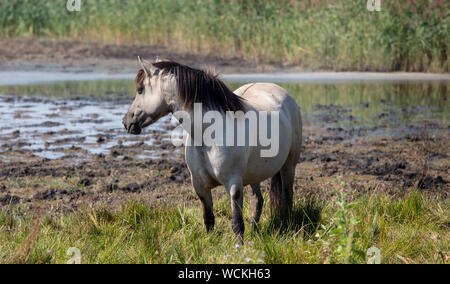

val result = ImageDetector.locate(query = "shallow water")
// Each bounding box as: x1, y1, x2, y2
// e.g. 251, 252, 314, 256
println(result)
0, 94, 179, 160
0, 76, 448, 161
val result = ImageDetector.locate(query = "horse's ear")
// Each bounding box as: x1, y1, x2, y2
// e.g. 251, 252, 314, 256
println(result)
138, 56, 151, 78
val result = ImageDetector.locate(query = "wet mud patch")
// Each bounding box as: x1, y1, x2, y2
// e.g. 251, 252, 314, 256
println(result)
0, 194, 21, 206
0, 153, 193, 213
297, 128, 449, 200
33, 188, 86, 201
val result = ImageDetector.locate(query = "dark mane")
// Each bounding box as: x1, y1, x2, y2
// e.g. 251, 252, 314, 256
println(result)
150, 61, 245, 112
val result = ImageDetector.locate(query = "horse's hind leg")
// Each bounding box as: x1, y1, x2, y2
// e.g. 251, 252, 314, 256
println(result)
280, 161, 295, 217
270, 153, 298, 227
279, 151, 299, 223
249, 183, 264, 227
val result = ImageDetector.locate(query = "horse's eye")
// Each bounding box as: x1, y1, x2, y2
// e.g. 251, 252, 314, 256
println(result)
137, 88, 144, 95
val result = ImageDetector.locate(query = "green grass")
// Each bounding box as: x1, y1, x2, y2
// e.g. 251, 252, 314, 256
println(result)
0, 190, 448, 264
0, 0, 448, 72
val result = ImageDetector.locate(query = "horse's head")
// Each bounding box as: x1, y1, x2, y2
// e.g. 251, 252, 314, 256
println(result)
123, 57, 175, 135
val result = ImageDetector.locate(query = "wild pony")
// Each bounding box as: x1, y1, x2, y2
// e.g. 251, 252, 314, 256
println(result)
123, 57, 302, 240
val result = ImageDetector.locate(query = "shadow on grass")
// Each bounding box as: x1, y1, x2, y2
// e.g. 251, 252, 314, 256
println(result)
263, 198, 324, 238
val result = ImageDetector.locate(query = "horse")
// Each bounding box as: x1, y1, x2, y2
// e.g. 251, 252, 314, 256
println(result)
123, 57, 302, 240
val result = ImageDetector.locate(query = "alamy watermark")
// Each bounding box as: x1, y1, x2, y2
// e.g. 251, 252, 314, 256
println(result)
66, 247, 82, 264
366, 246, 381, 264
170, 103, 280, 158
367, 0, 381, 12
67, 0, 81, 12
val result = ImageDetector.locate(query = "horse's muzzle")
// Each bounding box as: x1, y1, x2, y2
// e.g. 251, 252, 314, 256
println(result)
126, 123, 142, 135
123, 115, 142, 135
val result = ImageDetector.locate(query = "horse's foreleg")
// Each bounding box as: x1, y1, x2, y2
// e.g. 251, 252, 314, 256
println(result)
193, 180, 215, 233
249, 183, 264, 228
227, 179, 245, 241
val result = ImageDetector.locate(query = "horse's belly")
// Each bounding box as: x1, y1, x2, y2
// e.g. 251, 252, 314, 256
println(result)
242, 125, 291, 185
242, 155, 287, 185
